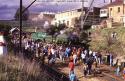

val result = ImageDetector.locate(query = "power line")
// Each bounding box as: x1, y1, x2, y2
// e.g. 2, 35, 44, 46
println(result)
83, 0, 95, 26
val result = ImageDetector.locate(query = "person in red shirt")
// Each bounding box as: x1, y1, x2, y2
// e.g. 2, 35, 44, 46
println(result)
69, 59, 75, 75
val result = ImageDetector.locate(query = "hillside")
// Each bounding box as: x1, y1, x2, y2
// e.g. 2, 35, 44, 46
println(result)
89, 27, 125, 57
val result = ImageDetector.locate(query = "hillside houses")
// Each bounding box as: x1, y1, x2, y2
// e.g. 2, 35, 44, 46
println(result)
100, 0, 125, 26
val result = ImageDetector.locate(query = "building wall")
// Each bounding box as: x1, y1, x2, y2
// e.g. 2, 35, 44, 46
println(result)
52, 9, 82, 27
108, 5, 124, 22
29, 13, 39, 21
38, 13, 55, 25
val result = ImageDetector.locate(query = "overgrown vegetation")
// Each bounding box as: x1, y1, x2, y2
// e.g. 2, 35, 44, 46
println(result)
0, 55, 52, 81
89, 27, 125, 56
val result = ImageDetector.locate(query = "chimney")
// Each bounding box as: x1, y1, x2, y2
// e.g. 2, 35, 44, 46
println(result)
108, 0, 112, 3
110, 0, 112, 3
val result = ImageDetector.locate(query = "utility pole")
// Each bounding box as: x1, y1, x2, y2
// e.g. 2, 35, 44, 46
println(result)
81, 0, 84, 29
123, 0, 125, 27
19, 0, 37, 53
19, 0, 22, 53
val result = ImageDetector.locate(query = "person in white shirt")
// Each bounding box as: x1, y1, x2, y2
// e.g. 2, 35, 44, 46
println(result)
73, 54, 77, 65
50, 47, 56, 64
81, 51, 86, 64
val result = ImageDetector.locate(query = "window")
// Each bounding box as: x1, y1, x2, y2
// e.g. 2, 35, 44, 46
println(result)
101, 10, 107, 14
110, 8, 112, 16
77, 9, 81, 12
59, 20, 61, 24
63, 20, 65, 23
110, 8, 112, 11
67, 21, 69, 26
118, 7, 120, 13
72, 12, 74, 15
70, 12, 72, 15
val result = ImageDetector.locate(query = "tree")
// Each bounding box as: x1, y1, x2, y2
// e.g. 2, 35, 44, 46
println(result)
46, 24, 66, 42
57, 24, 66, 31
0, 24, 12, 51
0, 24, 12, 36
14, 6, 29, 21
46, 25, 57, 42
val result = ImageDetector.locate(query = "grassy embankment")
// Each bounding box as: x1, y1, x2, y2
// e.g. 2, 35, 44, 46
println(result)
0, 55, 49, 81
89, 27, 125, 56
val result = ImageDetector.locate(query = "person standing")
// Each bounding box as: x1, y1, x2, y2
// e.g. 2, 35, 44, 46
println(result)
83, 64, 88, 77
110, 53, 113, 67
77, 48, 82, 62
73, 53, 77, 65
65, 47, 71, 58
81, 51, 86, 64
97, 52, 102, 65
48, 47, 52, 64
123, 67, 125, 80
116, 62, 121, 76
69, 59, 75, 75
69, 71, 77, 81
59, 46, 65, 63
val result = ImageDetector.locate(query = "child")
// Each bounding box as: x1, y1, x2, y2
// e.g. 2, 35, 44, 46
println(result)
69, 71, 76, 81
116, 63, 120, 76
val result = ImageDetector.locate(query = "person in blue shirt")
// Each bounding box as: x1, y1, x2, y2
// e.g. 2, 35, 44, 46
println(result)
69, 71, 76, 81
65, 47, 71, 58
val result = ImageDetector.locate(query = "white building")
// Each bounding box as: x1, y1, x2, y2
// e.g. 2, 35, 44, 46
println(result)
100, 6, 109, 18
51, 8, 83, 27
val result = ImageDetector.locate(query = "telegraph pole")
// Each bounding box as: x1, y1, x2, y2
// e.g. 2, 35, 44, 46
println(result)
81, 0, 84, 29
19, 0, 37, 53
123, 0, 125, 27
19, 0, 22, 53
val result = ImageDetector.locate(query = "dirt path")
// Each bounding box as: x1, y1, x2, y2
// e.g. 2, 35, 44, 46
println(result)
52, 59, 124, 81
45, 58, 124, 81
57, 65, 106, 81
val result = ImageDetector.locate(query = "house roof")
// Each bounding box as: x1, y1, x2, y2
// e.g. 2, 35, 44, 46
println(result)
101, 0, 123, 9
109, 0, 123, 6
101, 5, 109, 9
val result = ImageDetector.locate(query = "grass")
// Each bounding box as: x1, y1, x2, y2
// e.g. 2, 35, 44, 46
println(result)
0, 55, 51, 81
90, 27, 125, 56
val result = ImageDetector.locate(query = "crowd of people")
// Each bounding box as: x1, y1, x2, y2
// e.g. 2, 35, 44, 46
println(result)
11, 33, 125, 81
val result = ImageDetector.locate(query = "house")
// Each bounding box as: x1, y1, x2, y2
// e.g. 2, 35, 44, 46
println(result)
52, 7, 100, 28
51, 8, 83, 28
100, 0, 125, 23
100, 5, 109, 18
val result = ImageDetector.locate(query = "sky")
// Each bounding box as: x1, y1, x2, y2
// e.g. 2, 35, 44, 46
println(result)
0, 0, 114, 20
